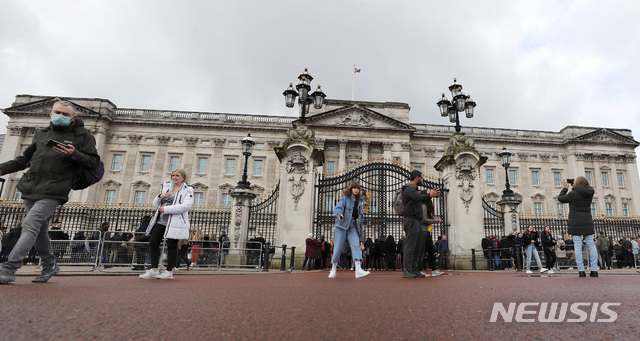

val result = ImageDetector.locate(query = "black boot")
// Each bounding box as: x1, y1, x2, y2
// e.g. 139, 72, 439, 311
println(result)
579, 271, 586, 277
590, 271, 598, 277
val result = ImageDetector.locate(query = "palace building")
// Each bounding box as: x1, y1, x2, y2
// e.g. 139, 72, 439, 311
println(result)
1, 94, 639, 219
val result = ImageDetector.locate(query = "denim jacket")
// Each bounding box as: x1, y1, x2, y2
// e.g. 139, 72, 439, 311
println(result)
333, 195, 364, 241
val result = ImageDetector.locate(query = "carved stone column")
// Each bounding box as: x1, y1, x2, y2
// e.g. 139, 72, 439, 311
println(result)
229, 188, 256, 249
361, 140, 370, 161
338, 139, 347, 171
383, 141, 394, 160
274, 125, 324, 254
497, 199, 522, 236
435, 133, 488, 269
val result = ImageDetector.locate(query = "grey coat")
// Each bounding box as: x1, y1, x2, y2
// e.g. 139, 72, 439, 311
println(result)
558, 185, 595, 236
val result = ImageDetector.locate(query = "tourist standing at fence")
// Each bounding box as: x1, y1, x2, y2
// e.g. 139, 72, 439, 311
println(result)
328, 182, 370, 279
597, 232, 612, 270
420, 199, 442, 275
0, 101, 100, 285
49, 219, 69, 260
302, 233, 316, 271
558, 177, 598, 278
522, 226, 548, 274
437, 235, 449, 271
384, 235, 397, 271
541, 225, 557, 274
401, 170, 440, 279
631, 237, 639, 267
190, 230, 203, 267
139, 169, 194, 280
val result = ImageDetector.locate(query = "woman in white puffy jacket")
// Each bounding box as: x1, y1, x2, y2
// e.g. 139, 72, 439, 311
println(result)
139, 169, 194, 280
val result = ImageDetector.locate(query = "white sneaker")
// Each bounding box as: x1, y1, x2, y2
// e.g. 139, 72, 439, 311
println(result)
355, 269, 370, 278
420, 271, 431, 277
567, 267, 573, 270
328, 270, 336, 279
431, 270, 443, 277
139, 269, 160, 279
525, 270, 533, 274
547, 269, 555, 274
540, 268, 548, 273
156, 270, 173, 280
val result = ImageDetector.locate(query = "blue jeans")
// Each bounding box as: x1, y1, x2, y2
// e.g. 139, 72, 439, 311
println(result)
573, 235, 598, 272
525, 244, 543, 270
331, 220, 362, 263
1, 198, 61, 274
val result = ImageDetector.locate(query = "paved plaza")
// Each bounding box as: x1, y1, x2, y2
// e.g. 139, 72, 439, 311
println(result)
1, 269, 640, 340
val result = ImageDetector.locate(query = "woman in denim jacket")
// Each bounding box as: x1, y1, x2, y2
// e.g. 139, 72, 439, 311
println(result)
328, 182, 370, 279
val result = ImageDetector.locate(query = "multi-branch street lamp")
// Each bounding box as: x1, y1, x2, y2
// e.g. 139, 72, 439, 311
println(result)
283, 68, 326, 124
437, 78, 476, 133
499, 146, 516, 201
237, 132, 256, 190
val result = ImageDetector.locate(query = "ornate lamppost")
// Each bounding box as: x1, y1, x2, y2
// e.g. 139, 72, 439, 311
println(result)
437, 78, 476, 132
499, 146, 516, 201
283, 68, 326, 124
236, 132, 256, 189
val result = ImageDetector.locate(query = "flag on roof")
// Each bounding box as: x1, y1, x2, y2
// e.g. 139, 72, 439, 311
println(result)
354, 67, 361, 73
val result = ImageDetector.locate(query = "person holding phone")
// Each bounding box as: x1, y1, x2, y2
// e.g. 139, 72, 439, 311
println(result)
139, 169, 194, 280
328, 182, 370, 279
558, 177, 597, 277
0, 100, 100, 285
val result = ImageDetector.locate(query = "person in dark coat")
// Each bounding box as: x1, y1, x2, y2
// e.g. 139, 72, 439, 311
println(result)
2, 224, 23, 263
540, 225, 557, 273
302, 233, 316, 271
313, 238, 323, 270
436, 235, 449, 271
620, 237, 633, 268
522, 226, 547, 274
481, 237, 491, 261
558, 176, 597, 277
384, 235, 397, 270
498, 236, 512, 270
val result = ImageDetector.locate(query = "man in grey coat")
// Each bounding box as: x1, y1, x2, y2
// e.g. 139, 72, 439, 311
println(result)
401, 170, 440, 278
0, 100, 100, 284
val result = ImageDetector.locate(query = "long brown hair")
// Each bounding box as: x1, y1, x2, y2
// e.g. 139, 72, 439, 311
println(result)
341, 182, 362, 201
574, 176, 589, 186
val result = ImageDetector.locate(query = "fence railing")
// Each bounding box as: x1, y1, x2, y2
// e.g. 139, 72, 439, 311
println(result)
4, 229, 295, 273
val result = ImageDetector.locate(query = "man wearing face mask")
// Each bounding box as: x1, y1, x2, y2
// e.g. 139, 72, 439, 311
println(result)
0, 100, 100, 285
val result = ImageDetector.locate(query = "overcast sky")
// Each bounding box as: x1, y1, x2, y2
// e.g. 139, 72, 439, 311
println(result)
1, 0, 639, 146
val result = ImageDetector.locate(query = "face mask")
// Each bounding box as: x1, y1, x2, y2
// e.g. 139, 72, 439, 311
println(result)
168, 181, 174, 192
51, 113, 71, 126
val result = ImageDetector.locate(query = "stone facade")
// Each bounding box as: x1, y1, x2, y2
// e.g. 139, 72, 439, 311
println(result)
2, 94, 639, 230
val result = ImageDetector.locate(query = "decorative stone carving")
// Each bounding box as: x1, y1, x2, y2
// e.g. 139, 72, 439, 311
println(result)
185, 137, 198, 145
444, 134, 475, 156
511, 213, 518, 231
286, 152, 310, 174
455, 158, 477, 213
9, 126, 26, 136
128, 135, 142, 143
157, 136, 171, 144
336, 111, 373, 126
338, 140, 348, 149
213, 138, 226, 147
424, 148, 436, 157
540, 154, 550, 161
285, 151, 311, 211
289, 174, 307, 211
401, 143, 411, 152
314, 138, 325, 150
234, 206, 243, 241
383, 141, 394, 151
267, 141, 280, 148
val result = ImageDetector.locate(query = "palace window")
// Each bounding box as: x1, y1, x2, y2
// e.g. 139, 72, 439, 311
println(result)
197, 157, 208, 174
554, 172, 561, 187
617, 172, 625, 187
225, 158, 236, 175
105, 190, 116, 204
532, 171, 540, 186
486, 169, 494, 184
253, 159, 263, 176
169, 156, 180, 172
111, 154, 123, 171
140, 155, 151, 172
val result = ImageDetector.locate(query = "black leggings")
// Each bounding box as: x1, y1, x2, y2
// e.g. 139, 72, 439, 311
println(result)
149, 223, 178, 271
543, 246, 556, 269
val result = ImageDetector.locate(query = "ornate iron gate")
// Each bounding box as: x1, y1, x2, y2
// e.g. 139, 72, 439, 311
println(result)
248, 181, 279, 244
482, 196, 504, 237
313, 160, 447, 243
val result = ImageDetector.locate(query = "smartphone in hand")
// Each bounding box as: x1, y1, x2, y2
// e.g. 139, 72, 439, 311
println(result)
46, 139, 68, 148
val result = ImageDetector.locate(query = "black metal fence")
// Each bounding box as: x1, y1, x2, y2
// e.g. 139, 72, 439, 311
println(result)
314, 159, 447, 243
519, 214, 640, 241
483, 197, 504, 238
0, 200, 231, 238
248, 182, 279, 244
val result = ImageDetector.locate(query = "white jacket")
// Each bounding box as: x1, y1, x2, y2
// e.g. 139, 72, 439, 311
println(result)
146, 182, 194, 240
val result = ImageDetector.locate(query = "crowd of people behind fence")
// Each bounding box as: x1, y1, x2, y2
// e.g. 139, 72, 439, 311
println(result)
481, 229, 640, 271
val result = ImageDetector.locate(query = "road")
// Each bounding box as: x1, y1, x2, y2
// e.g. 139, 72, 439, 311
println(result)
1, 270, 639, 340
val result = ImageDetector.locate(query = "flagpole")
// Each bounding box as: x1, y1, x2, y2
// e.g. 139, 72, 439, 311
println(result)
352, 64, 356, 101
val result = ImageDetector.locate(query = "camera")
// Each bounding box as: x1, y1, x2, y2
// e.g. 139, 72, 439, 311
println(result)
566, 179, 574, 185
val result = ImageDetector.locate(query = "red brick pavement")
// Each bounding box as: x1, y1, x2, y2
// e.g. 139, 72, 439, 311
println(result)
1, 270, 639, 340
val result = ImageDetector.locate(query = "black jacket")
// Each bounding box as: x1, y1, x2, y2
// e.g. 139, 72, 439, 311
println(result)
522, 231, 540, 247
558, 185, 595, 235
0, 120, 100, 204
541, 231, 555, 248
401, 183, 432, 221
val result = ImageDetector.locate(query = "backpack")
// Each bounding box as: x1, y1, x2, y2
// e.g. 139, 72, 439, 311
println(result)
392, 188, 412, 216
72, 124, 104, 190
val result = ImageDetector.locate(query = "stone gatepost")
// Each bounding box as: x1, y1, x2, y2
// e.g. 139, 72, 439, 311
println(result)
274, 125, 323, 255
497, 198, 523, 236
229, 188, 256, 248
435, 133, 487, 269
